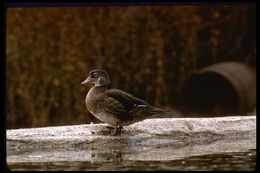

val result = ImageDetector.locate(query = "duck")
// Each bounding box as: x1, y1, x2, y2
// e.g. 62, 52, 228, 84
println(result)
81, 69, 168, 135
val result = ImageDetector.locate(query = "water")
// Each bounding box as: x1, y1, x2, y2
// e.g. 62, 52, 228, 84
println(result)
7, 149, 256, 171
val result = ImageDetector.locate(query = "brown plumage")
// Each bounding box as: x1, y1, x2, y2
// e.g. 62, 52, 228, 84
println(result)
81, 69, 167, 135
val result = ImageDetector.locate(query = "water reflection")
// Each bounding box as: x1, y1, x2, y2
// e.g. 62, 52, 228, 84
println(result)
7, 137, 256, 170
8, 149, 256, 171
90, 151, 123, 163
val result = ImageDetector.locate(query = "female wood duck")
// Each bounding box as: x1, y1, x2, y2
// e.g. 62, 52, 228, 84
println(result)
81, 69, 167, 135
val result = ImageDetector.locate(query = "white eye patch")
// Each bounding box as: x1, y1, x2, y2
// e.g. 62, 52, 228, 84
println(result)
96, 76, 107, 86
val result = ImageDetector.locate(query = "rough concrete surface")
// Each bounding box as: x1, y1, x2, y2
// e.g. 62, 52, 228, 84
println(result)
6, 116, 256, 163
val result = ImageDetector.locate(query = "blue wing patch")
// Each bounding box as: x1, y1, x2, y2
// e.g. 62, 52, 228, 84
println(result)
109, 94, 147, 113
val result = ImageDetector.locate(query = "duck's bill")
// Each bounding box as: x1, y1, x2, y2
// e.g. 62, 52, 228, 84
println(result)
81, 77, 91, 85
81, 79, 88, 85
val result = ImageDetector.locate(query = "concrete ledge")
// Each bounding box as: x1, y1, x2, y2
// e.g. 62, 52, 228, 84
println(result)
7, 116, 256, 163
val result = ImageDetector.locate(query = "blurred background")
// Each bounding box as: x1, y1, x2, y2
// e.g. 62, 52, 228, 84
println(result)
6, 4, 256, 129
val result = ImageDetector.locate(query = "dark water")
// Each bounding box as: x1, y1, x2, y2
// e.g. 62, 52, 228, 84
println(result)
8, 149, 256, 171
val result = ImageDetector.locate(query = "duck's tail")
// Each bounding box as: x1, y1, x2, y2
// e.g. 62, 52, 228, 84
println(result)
131, 106, 182, 121
148, 106, 183, 118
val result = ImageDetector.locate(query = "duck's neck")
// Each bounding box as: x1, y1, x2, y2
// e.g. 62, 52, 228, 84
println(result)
87, 85, 107, 97
85, 85, 107, 107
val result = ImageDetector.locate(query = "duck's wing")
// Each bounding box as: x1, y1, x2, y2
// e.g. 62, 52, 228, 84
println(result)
105, 89, 150, 111
105, 89, 167, 121
93, 89, 149, 121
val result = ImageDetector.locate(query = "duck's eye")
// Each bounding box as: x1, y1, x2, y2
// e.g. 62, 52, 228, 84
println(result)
93, 72, 98, 77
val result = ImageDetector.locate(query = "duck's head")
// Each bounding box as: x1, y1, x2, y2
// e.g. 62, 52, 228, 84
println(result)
81, 69, 110, 87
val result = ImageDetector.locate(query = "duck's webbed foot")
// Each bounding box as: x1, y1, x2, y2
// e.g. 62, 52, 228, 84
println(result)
91, 125, 123, 136
112, 126, 123, 136
107, 125, 123, 136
